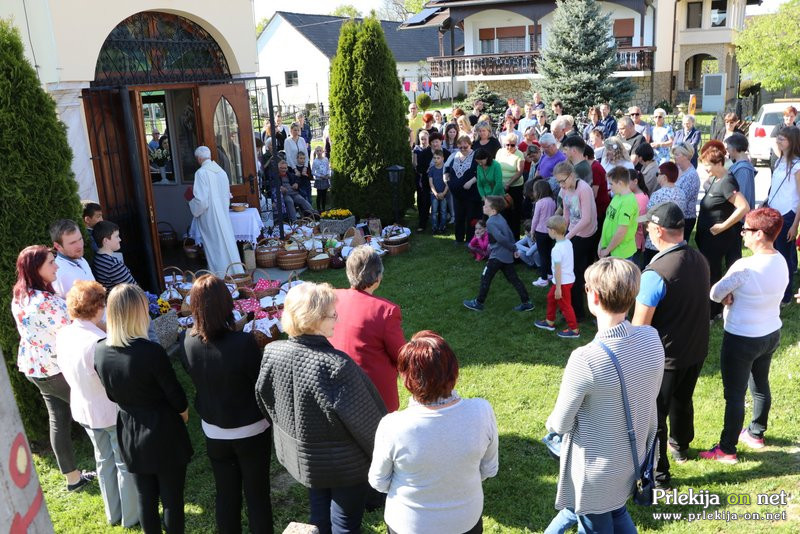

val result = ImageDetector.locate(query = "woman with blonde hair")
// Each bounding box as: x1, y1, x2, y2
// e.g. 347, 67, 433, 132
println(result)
256, 282, 386, 534
601, 136, 634, 175
57, 280, 138, 527
456, 114, 473, 140
472, 120, 501, 155
95, 284, 192, 534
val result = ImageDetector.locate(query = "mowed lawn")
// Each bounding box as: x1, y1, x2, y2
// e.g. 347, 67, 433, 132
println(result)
34, 230, 800, 533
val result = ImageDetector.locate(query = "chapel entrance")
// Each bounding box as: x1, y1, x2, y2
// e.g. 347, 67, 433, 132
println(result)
83, 11, 260, 290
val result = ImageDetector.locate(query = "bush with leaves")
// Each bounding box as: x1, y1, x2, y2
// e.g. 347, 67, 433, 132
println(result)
416, 92, 432, 111
537, 0, 635, 114
0, 20, 83, 439
329, 16, 414, 222
457, 83, 507, 125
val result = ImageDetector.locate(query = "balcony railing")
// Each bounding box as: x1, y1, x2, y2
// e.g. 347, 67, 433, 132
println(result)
428, 47, 654, 78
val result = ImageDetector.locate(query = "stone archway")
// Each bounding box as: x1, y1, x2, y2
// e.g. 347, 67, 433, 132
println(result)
678, 44, 726, 93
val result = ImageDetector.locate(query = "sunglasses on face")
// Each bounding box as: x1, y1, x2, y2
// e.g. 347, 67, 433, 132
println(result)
505, 143, 516, 147
629, 113, 640, 116
741, 227, 758, 235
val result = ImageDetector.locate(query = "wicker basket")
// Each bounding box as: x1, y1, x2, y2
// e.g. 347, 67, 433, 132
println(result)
253, 269, 281, 298
175, 270, 194, 298
233, 311, 250, 331
256, 238, 281, 268
385, 241, 410, 255
318, 215, 356, 237
183, 237, 203, 259
158, 222, 178, 249
224, 262, 253, 289
163, 265, 184, 287
249, 318, 281, 350
277, 240, 308, 271
307, 252, 331, 271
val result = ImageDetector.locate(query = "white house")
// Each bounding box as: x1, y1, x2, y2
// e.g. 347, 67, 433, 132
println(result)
256, 11, 465, 110
402, 0, 762, 111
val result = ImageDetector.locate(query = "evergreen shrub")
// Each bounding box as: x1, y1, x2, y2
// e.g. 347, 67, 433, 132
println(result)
329, 16, 414, 223
0, 20, 83, 439
415, 93, 432, 111
458, 83, 507, 125
537, 0, 635, 114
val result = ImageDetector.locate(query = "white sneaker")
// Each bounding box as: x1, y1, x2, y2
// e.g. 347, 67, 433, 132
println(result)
532, 278, 549, 287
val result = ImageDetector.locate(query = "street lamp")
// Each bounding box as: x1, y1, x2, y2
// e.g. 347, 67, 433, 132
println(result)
386, 164, 404, 225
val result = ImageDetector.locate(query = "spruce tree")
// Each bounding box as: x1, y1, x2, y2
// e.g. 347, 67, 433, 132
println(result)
0, 20, 83, 438
462, 83, 506, 124
329, 16, 414, 222
537, 0, 635, 114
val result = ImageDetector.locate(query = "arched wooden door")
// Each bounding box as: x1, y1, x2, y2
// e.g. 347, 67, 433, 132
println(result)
197, 83, 259, 207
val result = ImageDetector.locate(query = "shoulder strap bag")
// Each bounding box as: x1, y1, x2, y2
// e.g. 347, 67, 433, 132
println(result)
595, 340, 658, 506
765, 159, 800, 208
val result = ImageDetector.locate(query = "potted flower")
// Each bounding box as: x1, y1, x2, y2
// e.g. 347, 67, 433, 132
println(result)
319, 208, 355, 236
145, 291, 179, 348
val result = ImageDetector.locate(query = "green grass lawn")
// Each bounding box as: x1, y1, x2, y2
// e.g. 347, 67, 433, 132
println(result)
34, 228, 800, 533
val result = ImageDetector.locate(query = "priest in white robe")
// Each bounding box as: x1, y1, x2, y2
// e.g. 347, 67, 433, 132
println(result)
188, 146, 243, 275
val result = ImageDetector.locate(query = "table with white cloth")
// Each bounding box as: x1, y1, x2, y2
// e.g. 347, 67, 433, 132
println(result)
189, 207, 264, 245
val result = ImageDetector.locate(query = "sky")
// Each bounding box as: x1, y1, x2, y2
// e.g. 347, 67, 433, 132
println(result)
255, 0, 386, 22
254, 0, 789, 23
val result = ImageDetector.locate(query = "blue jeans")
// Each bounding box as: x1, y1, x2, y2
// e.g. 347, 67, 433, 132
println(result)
308, 482, 369, 534
84, 425, 139, 527
774, 210, 797, 302
545, 508, 578, 534
431, 195, 448, 231
577, 505, 637, 534
719, 329, 780, 454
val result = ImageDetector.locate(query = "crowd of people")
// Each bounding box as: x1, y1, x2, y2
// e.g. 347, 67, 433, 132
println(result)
9, 96, 800, 533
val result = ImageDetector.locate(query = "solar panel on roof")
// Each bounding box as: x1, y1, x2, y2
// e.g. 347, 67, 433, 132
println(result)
403, 7, 440, 26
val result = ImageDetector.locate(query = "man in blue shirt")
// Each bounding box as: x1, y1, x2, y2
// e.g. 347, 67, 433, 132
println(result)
632, 202, 710, 488
148, 129, 160, 151
598, 103, 617, 139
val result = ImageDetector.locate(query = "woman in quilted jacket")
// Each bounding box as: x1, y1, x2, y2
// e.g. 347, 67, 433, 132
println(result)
256, 282, 387, 534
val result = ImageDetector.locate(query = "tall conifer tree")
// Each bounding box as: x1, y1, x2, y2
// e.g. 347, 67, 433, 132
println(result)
0, 20, 83, 438
329, 16, 414, 221
537, 0, 635, 113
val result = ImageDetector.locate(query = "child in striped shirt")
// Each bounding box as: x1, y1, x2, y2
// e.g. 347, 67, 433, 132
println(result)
91, 221, 136, 292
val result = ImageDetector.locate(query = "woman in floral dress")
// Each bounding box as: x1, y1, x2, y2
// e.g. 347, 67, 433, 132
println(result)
12, 245, 95, 491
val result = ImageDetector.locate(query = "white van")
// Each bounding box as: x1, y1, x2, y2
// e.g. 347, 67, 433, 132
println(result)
748, 102, 800, 165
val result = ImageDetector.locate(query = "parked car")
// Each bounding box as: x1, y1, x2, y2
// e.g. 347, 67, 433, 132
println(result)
748, 102, 800, 166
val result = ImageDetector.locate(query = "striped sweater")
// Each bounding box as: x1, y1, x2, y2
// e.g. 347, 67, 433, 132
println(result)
546, 321, 664, 515
92, 253, 136, 292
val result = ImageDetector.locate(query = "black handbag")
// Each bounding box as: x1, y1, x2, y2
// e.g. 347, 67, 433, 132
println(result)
595, 341, 658, 506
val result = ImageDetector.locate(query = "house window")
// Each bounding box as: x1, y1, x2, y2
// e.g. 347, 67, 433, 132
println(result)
687, 2, 703, 29
496, 26, 525, 53
478, 28, 495, 54
711, 0, 728, 27
497, 37, 525, 53
613, 18, 635, 48
285, 71, 298, 87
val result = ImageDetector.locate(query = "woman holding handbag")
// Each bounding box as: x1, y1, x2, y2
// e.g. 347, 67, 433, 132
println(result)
763, 126, 800, 304
546, 258, 664, 533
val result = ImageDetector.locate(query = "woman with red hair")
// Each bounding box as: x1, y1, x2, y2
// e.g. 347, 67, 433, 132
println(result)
696, 140, 750, 319
11, 245, 95, 491
368, 331, 499, 534
700, 208, 788, 464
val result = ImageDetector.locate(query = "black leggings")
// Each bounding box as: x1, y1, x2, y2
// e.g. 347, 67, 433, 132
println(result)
316, 189, 328, 212
534, 231, 553, 279
133, 463, 187, 534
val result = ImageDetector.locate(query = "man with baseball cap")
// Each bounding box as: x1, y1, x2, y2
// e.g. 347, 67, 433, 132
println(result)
632, 202, 711, 488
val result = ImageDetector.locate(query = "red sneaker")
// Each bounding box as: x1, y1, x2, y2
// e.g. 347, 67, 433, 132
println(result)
739, 429, 765, 449
698, 444, 738, 464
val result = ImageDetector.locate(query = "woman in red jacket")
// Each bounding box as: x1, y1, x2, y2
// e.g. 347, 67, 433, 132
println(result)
330, 246, 406, 412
